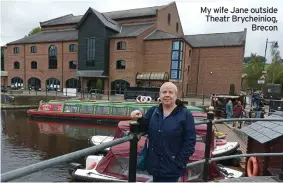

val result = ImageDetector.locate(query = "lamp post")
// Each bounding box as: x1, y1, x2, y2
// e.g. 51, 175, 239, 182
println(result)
263, 38, 279, 70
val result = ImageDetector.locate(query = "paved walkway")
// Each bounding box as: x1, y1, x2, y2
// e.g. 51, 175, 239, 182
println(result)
1, 90, 211, 106
214, 123, 248, 169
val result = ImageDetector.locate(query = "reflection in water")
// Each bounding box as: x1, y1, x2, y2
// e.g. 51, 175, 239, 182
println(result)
1, 109, 117, 182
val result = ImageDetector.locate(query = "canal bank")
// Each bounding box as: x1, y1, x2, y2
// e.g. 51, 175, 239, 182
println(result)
1, 93, 210, 110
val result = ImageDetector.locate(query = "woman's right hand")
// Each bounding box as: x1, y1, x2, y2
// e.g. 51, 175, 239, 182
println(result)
130, 110, 143, 120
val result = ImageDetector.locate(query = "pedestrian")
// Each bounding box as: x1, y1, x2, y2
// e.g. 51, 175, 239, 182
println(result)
233, 101, 244, 128
226, 100, 233, 119
131, 82, 196, 182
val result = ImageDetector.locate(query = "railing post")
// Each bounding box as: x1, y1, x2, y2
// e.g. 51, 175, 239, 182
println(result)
128, 121, 140, 182
202, 106, 214, 182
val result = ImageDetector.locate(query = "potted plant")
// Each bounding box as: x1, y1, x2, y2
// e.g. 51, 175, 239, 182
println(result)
96, 79, 103, 100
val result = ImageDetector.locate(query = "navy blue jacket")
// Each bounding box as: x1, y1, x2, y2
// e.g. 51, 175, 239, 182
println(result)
138, 100, 196, 178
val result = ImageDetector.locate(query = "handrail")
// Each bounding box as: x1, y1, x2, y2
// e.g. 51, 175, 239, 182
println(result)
1, 135, 134, 182
185, 153, 283, 168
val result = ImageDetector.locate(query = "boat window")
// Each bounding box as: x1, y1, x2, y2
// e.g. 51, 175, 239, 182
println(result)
80, 105, 94, 114
105, 156, 151, 178
112, 107, 127, 116
63, 104, 79, 113
95, 106, 110, 115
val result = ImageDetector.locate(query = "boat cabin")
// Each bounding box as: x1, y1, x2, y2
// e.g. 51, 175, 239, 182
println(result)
241, 112, 283, 176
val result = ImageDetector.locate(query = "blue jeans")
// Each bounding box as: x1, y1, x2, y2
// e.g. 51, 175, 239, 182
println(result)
226, 112, 232, 119
153, 176, 179, 182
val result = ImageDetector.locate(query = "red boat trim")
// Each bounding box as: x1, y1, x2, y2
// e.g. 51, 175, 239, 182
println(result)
27, 109, 132, 120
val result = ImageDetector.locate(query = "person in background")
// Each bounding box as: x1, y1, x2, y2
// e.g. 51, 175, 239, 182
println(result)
226, 100, 233, 119
233, 101, 244, 128
131, 82, 196, 182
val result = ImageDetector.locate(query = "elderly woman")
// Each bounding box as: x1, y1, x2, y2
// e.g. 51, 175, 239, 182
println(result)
131, 82, 196, 182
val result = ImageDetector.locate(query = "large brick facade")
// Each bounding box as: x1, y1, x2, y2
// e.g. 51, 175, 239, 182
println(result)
3, 1, 246, 96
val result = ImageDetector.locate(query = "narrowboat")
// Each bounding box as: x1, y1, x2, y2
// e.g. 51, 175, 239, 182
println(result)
27, 99, 204, 124
68, 120, 243, 182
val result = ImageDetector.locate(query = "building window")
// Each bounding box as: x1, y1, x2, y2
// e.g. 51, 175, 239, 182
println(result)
69, 44, 77, 52
14, 61, 20, 69
176, 22, 179, 32
117, 41, 126, 50
48, 45, 57, 69
170, 41, 183, 80
116, 60, 126, 69
69, 61, 77, 69
189, 49, 192, 57
86, 38, 95, 67
168, 13, 171, 25
31, 61, 37, 69
31, 46, 37, 53
13, 47, 19, 54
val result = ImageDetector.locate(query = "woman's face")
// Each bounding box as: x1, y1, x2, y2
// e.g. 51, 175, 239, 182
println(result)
160, 84, 177, 106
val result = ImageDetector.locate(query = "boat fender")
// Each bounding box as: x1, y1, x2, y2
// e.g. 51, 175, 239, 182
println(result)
87, 162, 97, 170
136, 95, 142, 103
216, 139, 227, 146
144, 96, 152, 103
157, 97, 161, 103
247, 157, 259, 177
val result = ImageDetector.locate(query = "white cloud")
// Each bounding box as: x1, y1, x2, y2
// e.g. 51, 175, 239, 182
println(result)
1, 0, 282, 63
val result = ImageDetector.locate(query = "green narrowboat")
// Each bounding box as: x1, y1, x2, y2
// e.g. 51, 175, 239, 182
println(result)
27, 100, 204, 124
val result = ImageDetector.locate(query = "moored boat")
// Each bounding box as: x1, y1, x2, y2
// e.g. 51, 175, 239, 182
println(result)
88, 111, 239, 159
69, 120, 244, 182
27, 99, 204, 124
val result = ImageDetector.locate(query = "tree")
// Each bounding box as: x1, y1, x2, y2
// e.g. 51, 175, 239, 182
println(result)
28, 27, 41, 36
243, 53, 265, 89
266, 42, 283, 83
244, 55, 265, 64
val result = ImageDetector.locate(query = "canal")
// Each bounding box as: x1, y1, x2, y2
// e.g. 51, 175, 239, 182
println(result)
1, 109, 117, 182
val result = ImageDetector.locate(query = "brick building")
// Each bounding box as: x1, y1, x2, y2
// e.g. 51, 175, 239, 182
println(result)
3, 1, 247, 96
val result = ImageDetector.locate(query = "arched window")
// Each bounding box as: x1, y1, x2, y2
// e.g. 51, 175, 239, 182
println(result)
28, 77, 41, 90
11, 77, 23, 89
46, 78, 60, 91
66, 78, 80, 88
14, 61, 20, 69
111, 80, 130, 95
116, 60, 126, 69
31, 61, 37, 69
117, 41, 126, 50
48, 45, 57, 69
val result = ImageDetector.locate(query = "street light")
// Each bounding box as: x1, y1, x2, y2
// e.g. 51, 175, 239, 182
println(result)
264, 38, 279, 69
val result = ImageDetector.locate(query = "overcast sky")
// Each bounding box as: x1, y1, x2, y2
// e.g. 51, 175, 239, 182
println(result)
1, 0, 282, 63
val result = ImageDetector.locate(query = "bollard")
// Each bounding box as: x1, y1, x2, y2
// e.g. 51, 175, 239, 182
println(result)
128, 121, 140, 182
202, 106, 214, 182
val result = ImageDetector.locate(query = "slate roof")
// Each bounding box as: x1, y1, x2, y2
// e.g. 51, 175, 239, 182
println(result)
7, 22, 156, 45
240, 113, 283, 144
183, 30, 246, 47
40, 4, 167, 27
6, 29, 78, 45
111, 22, 155, 38
144, 30, 180, 40
76, 8, 121, 32
40, 14, 83, 27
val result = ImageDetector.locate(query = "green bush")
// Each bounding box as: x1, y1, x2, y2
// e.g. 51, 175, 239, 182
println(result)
229, 84, 235, 95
